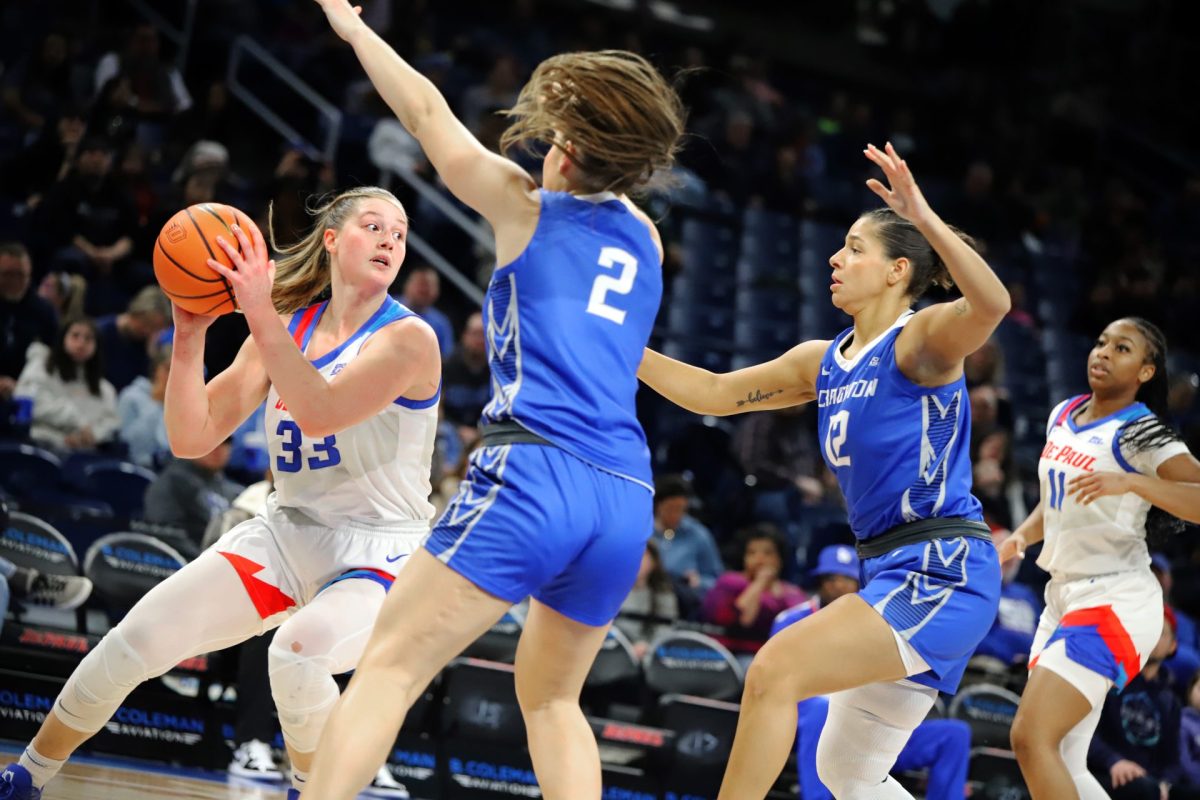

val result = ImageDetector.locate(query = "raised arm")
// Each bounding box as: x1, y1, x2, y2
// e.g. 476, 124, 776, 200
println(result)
865, 143, 1010, 373
638, 339, 826, 417
164, 310, 270, 458
313, 0, 536, 231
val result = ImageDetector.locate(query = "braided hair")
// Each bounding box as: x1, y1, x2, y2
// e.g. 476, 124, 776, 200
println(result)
1114, 318, 1188, 541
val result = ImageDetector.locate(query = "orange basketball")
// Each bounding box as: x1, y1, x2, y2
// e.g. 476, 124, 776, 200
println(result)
153, 203, 261, 316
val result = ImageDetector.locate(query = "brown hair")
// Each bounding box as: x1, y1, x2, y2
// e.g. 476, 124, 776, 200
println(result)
499, 50, 686, 196
268, 186, 406, 314
859, 208, 978, 300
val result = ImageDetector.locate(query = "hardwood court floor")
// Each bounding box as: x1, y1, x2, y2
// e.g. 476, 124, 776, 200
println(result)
39, 762, 284, 799
0, 746, 287, 800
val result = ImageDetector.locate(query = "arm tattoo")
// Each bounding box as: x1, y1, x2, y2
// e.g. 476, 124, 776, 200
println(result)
736, 389, 784, 408
953, 297, 970, 316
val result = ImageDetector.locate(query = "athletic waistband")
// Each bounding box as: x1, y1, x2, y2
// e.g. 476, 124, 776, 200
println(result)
856, 517, 992, 560
479, 420, 555, 447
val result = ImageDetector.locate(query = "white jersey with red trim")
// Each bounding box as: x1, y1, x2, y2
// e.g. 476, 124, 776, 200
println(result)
1036, 395, 1187, 581
266, 296, 438, 528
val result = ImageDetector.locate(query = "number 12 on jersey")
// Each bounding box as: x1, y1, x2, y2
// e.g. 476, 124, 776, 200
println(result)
276, 420, 341, 473
825, 410, 851, 467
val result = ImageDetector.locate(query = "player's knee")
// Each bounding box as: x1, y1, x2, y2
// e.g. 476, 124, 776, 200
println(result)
1009, 710, 1045, 761
743, 641, 797, 703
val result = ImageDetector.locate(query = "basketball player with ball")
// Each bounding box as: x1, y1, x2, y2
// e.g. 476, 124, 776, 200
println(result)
0, 186, 440, 800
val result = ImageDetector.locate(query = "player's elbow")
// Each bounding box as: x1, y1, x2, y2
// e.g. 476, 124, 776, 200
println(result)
292, 414, 336, 441
977, 286, 1012, 320
167, 430, 212, 459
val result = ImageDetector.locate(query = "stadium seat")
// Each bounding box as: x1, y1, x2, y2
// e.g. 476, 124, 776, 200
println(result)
0, 442, 62, 498
586, 624, 641, 689
1, 511, 85, 630
461, 605, 524, 664
947, 682, 1021, 749
655, 693, 740, 797
737, 208, 801, 287
82, 460, 157, 519
82, 532, 188, 619
643, 630, 744, 702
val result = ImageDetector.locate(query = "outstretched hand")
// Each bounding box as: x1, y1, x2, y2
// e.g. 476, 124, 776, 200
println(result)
207, 223, 276, 319
312, 0, 366, 42
864, 142, 935, 227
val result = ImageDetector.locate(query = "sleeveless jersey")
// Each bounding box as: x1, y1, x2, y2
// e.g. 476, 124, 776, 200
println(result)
480, 189, 662, 489
1036, 395, 1188, 581
816, 312, 982, 540
266, 296, 438, 527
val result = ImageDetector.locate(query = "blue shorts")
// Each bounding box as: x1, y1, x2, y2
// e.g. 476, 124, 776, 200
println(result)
858, 533, 1001, 694
424, 443, 654, 626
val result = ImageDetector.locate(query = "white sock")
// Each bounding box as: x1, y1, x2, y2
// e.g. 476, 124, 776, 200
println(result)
18, 745, 65, 789
291, 767, 309, 792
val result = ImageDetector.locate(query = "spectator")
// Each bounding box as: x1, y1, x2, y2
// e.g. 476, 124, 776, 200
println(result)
0, 556, 93, 636
1, 32, 74, 134
1183, 671, 1200, 789
0, 105, 85, 206
36, 271, 86, 324
973, 528, 1041, 667
117, 344, 171, 468
772, 544, 972, 800
0, 242, 57, 403
732, 405, 823, 546
14, 317, 118, 453
1153, 554, 1200, 692
1089, 609, 1200, 799
94, 285, 170, 391
142, 439, 243, 556
650, 474, 725, 600
703, 523, 806, 655
397, 265, 454, 356
92, 23, 192, 117
615, 540, 680, 660
458, 54, 521, 135
35, 135, 143, 312
442, 311, 489, 440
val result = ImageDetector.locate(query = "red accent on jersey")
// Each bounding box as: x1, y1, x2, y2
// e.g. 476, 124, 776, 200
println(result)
291, 304, 321, 348
1029, 604, 1140, 682
218, 551, 297, 619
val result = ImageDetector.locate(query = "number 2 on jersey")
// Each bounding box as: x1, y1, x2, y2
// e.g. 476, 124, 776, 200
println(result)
825, 410, 851, 467
275, 420, 341, 473
586, 247, 638, 325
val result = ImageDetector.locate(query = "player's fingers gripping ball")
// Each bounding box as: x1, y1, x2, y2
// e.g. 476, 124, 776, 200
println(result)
154, 203, 262, 315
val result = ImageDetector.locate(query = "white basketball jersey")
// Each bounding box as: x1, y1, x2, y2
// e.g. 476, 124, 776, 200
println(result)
266, 297, 438, 528
1036, 395, 1187, 581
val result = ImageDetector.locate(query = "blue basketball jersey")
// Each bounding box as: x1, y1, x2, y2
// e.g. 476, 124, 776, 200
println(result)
480, 190, 661, 488
816, 312, 982, 540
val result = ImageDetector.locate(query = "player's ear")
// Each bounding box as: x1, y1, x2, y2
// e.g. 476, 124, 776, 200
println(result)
323, 227, 337, 254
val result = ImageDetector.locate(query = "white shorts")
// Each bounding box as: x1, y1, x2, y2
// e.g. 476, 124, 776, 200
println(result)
213, 493, 428, 627
1029, 569, 1163, 703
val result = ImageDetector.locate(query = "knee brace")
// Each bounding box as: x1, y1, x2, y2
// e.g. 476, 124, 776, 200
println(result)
268, 639, 340, 754
814, 681, 936, 799
55, 630, 151, 734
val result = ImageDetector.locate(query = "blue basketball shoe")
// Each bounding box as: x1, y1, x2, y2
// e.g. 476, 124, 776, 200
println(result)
286, 790, 300, 800
0, 764, 40, 800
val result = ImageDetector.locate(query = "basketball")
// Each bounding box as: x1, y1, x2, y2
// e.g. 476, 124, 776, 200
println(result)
153, 203, 261, 316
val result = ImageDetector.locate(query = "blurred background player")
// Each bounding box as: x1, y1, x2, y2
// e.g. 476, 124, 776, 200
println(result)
1003, 317, 1200, 800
